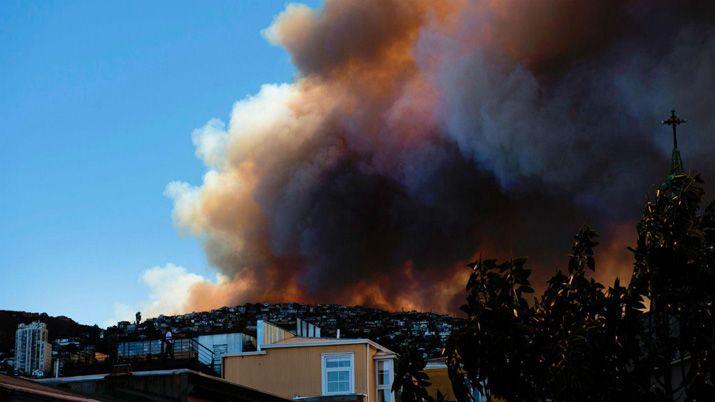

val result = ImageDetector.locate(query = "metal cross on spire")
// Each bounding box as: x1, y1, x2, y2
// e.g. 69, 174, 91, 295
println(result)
661, 110, 686, 174
661, 110, 686, 149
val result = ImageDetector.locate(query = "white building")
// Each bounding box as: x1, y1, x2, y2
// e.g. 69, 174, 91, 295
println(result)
15, 321, 52, 377
196, 332, 254, 374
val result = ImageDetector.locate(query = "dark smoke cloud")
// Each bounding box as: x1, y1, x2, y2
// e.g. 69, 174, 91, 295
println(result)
166, 0, 715, 314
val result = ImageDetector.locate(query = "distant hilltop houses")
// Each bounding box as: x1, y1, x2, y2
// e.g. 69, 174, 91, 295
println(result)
0, 303, 467, 401
108, 303, 460, 359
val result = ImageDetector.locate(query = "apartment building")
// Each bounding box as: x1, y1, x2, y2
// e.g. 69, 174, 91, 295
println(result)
14, 321, 52, 376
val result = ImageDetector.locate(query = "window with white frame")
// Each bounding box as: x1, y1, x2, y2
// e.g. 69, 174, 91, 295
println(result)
376, 359, 394, 402
322, 353, 354, 395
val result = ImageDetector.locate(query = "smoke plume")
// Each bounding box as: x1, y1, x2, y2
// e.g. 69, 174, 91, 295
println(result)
166, 0, 715, 314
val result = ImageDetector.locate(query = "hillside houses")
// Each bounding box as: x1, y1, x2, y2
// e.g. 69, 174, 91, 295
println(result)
105, 303, 461, 359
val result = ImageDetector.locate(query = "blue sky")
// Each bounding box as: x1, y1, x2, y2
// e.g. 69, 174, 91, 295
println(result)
0, 0, 319, 326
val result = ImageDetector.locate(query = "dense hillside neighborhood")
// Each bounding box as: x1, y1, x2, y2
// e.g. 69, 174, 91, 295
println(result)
0, 303, 462, 376
110, 303, 461, 358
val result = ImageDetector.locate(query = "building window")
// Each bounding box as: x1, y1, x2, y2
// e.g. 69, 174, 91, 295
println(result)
212, 344, 228, 360
376, 359, 394, 402
322, 353, 354, 395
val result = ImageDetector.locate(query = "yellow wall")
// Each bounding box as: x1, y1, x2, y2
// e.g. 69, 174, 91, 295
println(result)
366, 346, 378, 402
426, 366, 456, 401
224, 344, 380, 400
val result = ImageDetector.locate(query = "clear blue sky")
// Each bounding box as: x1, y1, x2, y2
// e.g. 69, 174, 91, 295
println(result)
0, 0, 319, 326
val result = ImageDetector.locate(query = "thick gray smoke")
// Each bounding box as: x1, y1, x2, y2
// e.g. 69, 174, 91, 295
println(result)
165, 0, 715, 314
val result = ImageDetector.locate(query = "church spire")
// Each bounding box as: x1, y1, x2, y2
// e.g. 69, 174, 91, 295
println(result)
661, 110, 686, 174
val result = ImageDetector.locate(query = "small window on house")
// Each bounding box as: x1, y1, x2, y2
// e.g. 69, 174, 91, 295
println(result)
376, 359, 394, 402
322, 353, 354, 395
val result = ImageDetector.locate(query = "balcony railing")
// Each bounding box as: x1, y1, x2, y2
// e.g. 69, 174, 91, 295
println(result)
114, 338, 215, 374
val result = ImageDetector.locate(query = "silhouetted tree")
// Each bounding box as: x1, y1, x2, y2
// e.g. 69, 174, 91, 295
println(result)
446, 171, 715, 401
447, 257, 537, 401
393, 345, 433, 402
629, 172, 715, 400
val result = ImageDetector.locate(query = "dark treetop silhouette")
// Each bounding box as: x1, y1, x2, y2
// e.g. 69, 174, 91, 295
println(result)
443, 111, 715, 401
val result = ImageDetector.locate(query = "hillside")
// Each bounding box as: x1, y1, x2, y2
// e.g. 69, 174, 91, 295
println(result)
106, 303, 463, 358
0, 310, 101, 356
1, 303, 462, 360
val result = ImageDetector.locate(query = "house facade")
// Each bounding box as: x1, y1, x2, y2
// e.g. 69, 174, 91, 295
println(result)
223, 320, 396, 402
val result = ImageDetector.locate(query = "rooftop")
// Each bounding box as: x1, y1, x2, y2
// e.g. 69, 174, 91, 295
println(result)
258, 335, 395, 355
38, 368, 292, 402
0, 373, 97, 401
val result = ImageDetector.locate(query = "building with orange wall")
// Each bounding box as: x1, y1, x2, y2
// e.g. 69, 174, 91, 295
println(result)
424, 358, 489, 402
424, 359, 457, 401
222, 320, 396, 402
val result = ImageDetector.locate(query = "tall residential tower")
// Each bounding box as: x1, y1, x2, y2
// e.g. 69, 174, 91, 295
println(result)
14, 321, 52, 376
